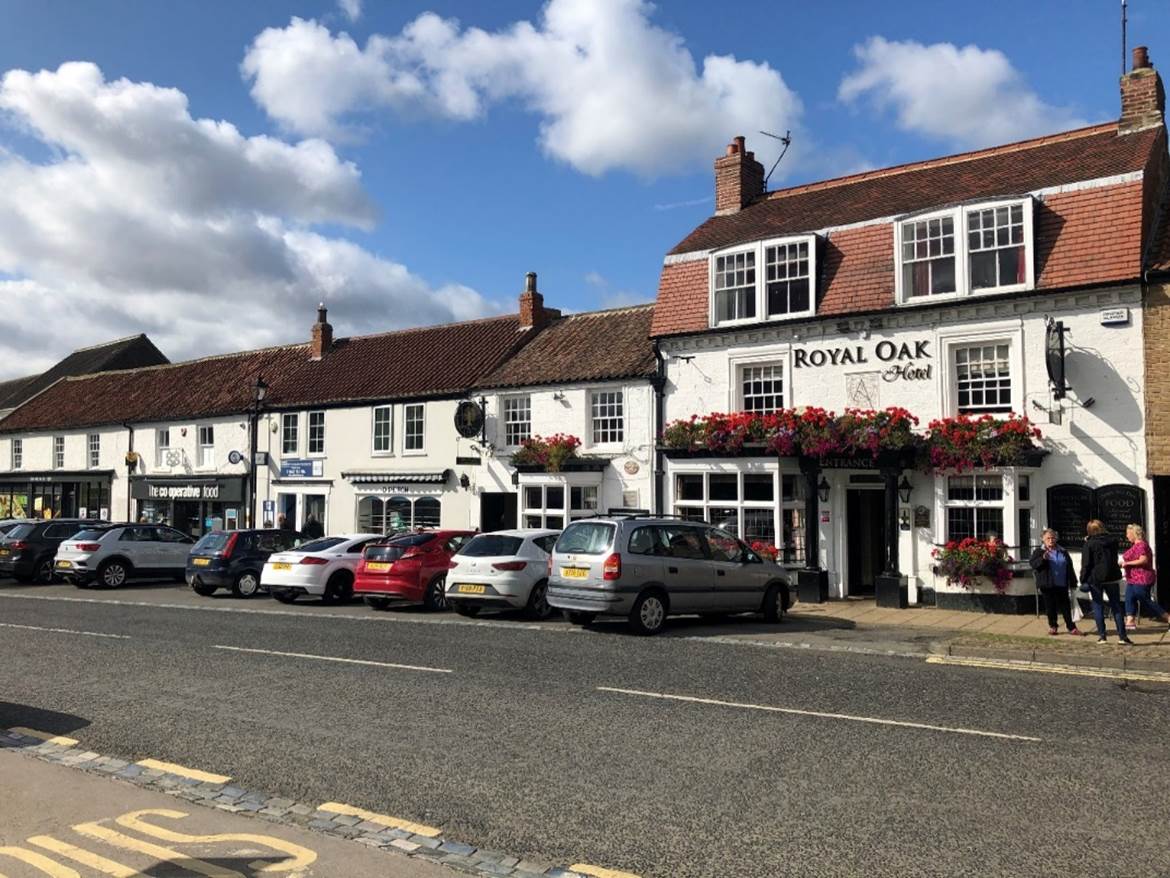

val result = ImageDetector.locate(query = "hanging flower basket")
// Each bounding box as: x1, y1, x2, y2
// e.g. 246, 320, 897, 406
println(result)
510, 433, 582, 473
923, 414, 1043, 472
931, 538, 1014, 592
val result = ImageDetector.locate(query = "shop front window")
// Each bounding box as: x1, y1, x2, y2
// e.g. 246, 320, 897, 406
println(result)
673, 470, 804, 563
357, 495, 441, 534
522, 480, 597, 529
945, 474, 1005, 543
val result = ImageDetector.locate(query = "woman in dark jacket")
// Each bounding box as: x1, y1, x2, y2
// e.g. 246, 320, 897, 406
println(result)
1030, 528, 1082, 636
1079, 519, 1133, 644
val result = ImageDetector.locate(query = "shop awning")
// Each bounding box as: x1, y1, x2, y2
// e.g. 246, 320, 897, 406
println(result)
343, 470, 451, 484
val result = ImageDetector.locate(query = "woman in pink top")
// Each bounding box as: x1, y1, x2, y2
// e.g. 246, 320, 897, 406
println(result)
1121, 523, 1169, 631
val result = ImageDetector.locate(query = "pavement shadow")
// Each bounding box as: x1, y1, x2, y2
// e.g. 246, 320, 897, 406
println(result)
0, 701, 90, 743
137, 856, 291, 877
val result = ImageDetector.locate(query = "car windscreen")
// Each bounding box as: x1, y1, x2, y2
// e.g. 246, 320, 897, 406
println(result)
555, 522, 615, 555
73, 529, 112, 542
459, 535, 523, 557
193, 532, 232, 552
4, 524, 35, 540
297, 537, 345, 553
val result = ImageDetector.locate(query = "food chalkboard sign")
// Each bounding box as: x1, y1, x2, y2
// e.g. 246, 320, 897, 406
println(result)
1095, 484, 1145, 548
1045, 484, 1093, 548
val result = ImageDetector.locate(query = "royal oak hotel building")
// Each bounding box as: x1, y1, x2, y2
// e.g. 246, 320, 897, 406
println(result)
651, 48, 1170, 612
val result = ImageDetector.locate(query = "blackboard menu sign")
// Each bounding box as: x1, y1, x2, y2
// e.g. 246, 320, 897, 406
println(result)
1046, 484, 1092, 548
1095, 484, 1146, 548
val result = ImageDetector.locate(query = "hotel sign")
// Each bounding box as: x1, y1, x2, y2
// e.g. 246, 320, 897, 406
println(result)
793, 340, 933, 382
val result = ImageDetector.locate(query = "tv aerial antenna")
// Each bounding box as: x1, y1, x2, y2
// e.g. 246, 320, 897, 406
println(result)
1122, 0, 1128, 77
758, 129, 792, 188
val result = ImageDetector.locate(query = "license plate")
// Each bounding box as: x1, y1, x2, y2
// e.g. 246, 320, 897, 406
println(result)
366, 562, 391, 572
457, 583, 486, 594
55, 560, 72, 569
193, 558, 211, 567
561, 567, 589, 579
271, 562, 292, 571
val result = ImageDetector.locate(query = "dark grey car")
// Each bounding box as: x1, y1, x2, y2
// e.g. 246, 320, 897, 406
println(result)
547, 516, 791, 635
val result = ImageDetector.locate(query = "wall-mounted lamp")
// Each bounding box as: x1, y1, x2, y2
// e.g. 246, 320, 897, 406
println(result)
817, 476, 830, 503
899, 508, 912, 531
459, 473, 471, 489
898, 475, 913, 504
552, 391, 566, 401
511, 470, 520, 487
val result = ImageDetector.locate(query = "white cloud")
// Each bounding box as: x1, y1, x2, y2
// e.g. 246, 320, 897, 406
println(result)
581, 270, 652, 309
0, 62, 499, 379
338, 0, 361, 22
240, 0, 802, 177
838, 37, 1090, 149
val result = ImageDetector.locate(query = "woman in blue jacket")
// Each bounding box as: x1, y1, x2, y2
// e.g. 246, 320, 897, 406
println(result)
1030, 528, 1082, 636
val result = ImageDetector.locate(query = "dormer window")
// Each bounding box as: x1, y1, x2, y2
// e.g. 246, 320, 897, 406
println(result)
895, 198, 1033, 304
710, 234, 817, 327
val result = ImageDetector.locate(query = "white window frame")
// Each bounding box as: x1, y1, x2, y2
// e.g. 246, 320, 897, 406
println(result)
371, 405, 393, 455
87, 433, 100, 469
709, 234, 818, 328
737, 362, 785, 413
197, 425, 214, 469
502, 395, 531, 448
155, 428, 170, 467
53, 436, 64, 469
934, 469, 1024, 551
589, 389, 625, 446
11, 438, 22, 470
281, 413, 299, 457
307, 411, 325, 457
937, 322, 1025, 418
519, 473, 601, 529
895, 198, 1034, 305
403, 403, 425, 454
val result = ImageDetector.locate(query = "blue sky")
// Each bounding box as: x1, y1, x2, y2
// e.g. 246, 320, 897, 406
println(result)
0, 0, 1165, 377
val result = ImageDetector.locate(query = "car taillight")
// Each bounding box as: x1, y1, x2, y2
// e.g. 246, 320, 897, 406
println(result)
448, 558, 460, 570
603, 553, 622, 581
492, 560, 527, 571
547, 556, 553, 576
76, 543, 101, 552
9, 541, 26, 550
299, 557, 329, 566
220, 532, 240, 559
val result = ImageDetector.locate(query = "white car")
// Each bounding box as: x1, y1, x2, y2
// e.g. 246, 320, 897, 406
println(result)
445, 529, 560, 619
262, 533, 382, 605
56, 523, 196, 588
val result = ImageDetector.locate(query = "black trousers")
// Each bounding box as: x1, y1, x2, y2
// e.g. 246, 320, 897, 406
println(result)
1042, 587, 1075, 630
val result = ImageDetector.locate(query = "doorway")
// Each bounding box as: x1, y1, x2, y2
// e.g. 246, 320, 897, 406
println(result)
846, 489, 886, 596
480, 491, 517, 532
1154, 477, 1170, 607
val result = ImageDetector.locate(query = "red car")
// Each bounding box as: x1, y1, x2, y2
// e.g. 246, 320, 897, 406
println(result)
354, 530, 475, 611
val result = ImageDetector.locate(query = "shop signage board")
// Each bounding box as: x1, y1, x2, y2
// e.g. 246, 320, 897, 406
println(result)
131, 478, 244, 503
1094, 484, 1145, 546
280, 459, 323, 478
1044, 483, 1145, 549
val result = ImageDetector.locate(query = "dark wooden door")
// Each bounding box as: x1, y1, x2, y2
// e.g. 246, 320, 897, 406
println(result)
480, 492, 517, 533
847, 489, 886, 596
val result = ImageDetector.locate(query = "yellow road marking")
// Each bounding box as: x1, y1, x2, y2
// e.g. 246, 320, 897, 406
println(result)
27, 836, 146, 877
571, 865, 642, 878
134, 759, 231, 784
0, 845, 82, 877
318, 802, 441, 838
8, 727, 78, 747
926, 655, 1170, 683
115, 809, 316, 873
72, 822, 244, 878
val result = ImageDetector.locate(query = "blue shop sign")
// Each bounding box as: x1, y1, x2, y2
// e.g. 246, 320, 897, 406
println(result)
280, 458, 323, 478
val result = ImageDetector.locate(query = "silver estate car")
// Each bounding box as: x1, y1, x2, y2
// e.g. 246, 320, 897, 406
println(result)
547, 516, 791, 635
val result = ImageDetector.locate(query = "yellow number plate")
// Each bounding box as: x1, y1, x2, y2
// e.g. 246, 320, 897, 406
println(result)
561, 567, 589, 579
55, 560, 72, 568
366, 562, 391, 572
193, 558, 211, 567
457, 583, 486, 594
271, 562, 292, 571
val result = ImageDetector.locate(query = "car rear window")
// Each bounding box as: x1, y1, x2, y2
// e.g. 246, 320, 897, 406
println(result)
384, 533, 434, 548
556, 522, 615, 555
73, 529, 113, 542
193, 532, 232, 552
297, 537, 345, 553
459, 535, 523, 557
5, 524, 35, 540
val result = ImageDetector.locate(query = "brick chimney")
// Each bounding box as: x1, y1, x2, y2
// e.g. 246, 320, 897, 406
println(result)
518, 272, 560, 329
1120, 46, 1165, 134
310, 303, 333, 359
714, 136, 765, 215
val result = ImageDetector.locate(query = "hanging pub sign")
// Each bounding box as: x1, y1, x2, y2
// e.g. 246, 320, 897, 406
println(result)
454, 399, 485, 439
1044, 483, 1145, 549
1045, 319, 1068, 400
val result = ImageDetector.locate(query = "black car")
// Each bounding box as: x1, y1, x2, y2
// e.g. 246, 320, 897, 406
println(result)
187, 529, 302, 598
0, 519, 107, 583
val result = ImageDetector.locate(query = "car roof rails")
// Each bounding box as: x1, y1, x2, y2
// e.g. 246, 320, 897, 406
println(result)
598, 509, 686, 520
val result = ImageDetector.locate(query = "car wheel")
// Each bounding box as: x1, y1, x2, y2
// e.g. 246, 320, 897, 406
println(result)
364, 596, 391, 610
232, 571, 261, 599
453, 603, 481, 618
322, 573, 353, 605
272, 588, 298, 604
191, 579, 218, 597
423, 575, 447, 611
525, 579, 553, 620
565, 610, 596, 627
32, 558, 55, 585
629, 591, 668, 636
762, 583, 787, 624
98, 560, 129, 589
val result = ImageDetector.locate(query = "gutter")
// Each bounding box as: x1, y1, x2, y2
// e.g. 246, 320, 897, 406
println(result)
650, 341, 667, 515
121, 421, 134, 522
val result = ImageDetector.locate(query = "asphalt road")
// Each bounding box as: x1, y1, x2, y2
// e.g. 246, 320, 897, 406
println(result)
1, 580, 1168, 877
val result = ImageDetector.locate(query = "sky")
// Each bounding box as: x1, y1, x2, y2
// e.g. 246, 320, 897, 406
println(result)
0, 0, 1165, 379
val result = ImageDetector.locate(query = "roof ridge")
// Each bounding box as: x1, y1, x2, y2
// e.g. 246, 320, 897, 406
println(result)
763, 122, 1119, 202
67, 333, 149, 354
553, 303, 655, 320
334, 311, 517, 342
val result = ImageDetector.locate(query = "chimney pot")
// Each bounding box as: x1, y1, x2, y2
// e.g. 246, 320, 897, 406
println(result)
311, 302, 333, 359
525, 271, 537, 293
1134, 46, 1151, 70
1120, 46, 1164, 134
714, 135, 766, 214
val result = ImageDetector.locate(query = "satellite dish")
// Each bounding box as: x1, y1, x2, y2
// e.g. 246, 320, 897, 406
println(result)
1045, 320, 1068, 400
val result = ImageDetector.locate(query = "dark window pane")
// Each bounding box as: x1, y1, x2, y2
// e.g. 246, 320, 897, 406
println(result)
709, 474, 738, 501
744, 474, 774, 502
970, 250, 997, 289
930, 256, 955, 294
675, 474, 704, 501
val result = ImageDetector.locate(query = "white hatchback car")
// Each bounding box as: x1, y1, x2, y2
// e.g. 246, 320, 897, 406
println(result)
445, 529, 560, 619
56, 523, 196, 588
262, 533, 382, 605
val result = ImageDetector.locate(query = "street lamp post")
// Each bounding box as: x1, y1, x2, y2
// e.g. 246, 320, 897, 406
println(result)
248, 375, 268, 528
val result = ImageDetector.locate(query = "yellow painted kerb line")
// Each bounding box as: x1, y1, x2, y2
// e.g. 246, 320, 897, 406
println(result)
318, 802, 441, 838
8, 727, 78, 747
136, 758, 231, 784
570, 865, 642, 878
926, 655, 1170, 683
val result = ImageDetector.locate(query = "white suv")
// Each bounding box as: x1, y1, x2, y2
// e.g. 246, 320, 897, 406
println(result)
56, 524, 197, 588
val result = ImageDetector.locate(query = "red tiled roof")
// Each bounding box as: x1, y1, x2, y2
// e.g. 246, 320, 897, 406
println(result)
652, 124, 1167, 338
479, 305, 656, 389
0, 316, 534, 433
